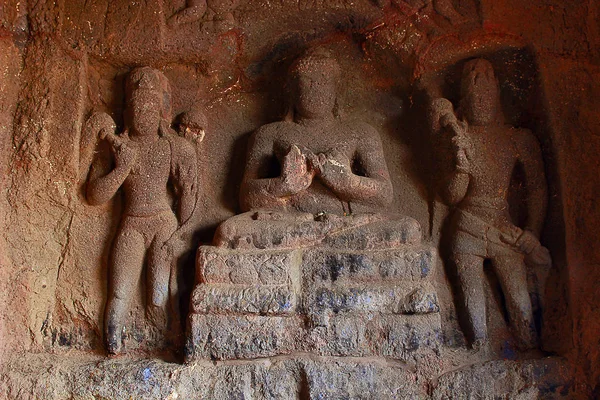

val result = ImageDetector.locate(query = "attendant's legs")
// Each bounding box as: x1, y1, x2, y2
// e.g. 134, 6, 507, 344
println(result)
492, 255, 537, 349
146, 214, 178, 328
454, 252, 487, 348
105, 225, 145, 354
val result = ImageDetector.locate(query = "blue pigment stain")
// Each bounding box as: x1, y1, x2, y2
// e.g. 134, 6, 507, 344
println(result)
421, 259, 430, 278
502, 341, 517, 360
281, 299, 291, 310
142, 367, 152, 381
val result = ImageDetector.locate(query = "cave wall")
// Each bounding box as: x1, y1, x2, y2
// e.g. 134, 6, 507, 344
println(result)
0, 0, 598, 396
480, 1, 600, 395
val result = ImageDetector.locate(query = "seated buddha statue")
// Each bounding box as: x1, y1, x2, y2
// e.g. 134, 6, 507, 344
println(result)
214, 48, 421, 250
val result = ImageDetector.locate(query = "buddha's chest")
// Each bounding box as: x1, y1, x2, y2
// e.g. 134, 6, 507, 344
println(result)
274, 125, 357, 157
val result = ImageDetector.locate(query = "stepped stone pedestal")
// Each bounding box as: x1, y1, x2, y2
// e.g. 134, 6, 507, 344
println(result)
185, 243, 441, 363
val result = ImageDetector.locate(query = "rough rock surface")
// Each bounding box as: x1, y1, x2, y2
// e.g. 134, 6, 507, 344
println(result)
431, 357, 573, 399
0, 353, 573, 399
0, 0, 597, 397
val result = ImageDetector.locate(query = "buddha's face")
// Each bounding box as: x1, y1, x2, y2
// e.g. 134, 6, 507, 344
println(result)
295, 67, 336, 119
461, 60, 500, 126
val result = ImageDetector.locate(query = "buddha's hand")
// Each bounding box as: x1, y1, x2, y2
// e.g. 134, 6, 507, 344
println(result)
317, 148, 353, 189
295, 145, 320, 173
280, 144, 314, 194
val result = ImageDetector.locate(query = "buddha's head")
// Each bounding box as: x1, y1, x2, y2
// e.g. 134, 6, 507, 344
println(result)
289, 48, 341, 120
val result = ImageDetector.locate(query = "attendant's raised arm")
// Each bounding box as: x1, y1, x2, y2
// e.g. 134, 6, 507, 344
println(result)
429, 98, 470, 206
86, 141, 137, 206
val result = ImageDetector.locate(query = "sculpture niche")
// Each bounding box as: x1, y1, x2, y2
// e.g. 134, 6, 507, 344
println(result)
186, 49, 441, 364
85, 67, 198, 355
430, 58, 551, 350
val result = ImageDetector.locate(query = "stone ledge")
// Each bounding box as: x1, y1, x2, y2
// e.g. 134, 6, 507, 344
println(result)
431, 357, 574, 399
198, 247, 302, 285
197, 245, 436, 286
0, 352, 573, 400
308, 313, 442, 359
190, 243, 440, 362
190, 281, 439, 316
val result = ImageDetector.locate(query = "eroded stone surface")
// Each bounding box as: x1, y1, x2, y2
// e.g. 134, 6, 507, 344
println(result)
198, 247, 302, 285
191, 284, 297, 314
308, 313, 442, 360
0, 0, 589, 396
302, 359, 422, 400
0, 353, 573, 400
302, 247, 436, 282
189, 242, 440, 362
305, 283, 439, 315
186, 314, 303, 360
431, 357, 573, 399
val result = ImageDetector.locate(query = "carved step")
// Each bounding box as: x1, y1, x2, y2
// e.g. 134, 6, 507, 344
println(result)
198, 247, 302, 285
308, 313, 442, 359
186, 313, 441, 361
303, 247, 436, 283
191, 284, 297, 315
304, 283, 439, 316
186, 314, 302, 360
191, 281, 438, 316
197, 245, 436, 285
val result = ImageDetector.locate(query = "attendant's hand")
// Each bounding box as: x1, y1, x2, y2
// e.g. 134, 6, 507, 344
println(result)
436, 103, 471, 173
447, 118, 470, 170
503, 228, 552, 266
515, 229, 539, 254
528, 245, 552, 267
516, 230, 552, 266
437, 101, 467, 139
452, 134, 471, 173
163, 231, 186, 259
113, 142, 138, 171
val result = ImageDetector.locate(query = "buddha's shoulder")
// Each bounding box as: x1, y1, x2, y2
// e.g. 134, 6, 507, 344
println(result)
253, 120, 301, 139
338, 119, 380, 140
